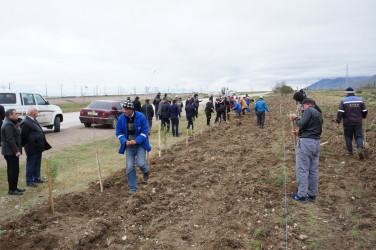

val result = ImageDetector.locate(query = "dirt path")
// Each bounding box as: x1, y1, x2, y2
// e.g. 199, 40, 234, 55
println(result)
0, 95, 375, 249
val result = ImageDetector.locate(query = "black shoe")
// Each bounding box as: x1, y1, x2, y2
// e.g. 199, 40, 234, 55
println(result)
143, 172, 149, 181
34, 179, 48, 183
129, 190, 136, 195
345, 152, 354, 157
16, 188, 26, 192
27, 183, 38, 187
307, 195, 316, 202
8, 190, 23, 195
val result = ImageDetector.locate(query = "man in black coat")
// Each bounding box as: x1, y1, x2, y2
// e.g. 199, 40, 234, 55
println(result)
153, 92, 162, 120
133, 96, 142, 112
20, 106, 51, 187
160, 98, 170, 132
0, 104, 5, 142
1, 109, 25, 195
141, 99, 154, 132
205, 99, 215, 126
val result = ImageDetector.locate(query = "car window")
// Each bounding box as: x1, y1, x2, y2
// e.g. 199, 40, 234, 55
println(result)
0, 93, 16, 104
88, 101, 112, 109
35, 94, 46, 105
116, 102, 122, 110
21, 93, 36, 105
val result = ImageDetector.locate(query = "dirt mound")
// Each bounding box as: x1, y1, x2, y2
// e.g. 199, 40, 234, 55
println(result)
1, 96, 375, 249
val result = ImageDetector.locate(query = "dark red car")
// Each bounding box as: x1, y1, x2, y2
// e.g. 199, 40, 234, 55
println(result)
79, 100, 124, 128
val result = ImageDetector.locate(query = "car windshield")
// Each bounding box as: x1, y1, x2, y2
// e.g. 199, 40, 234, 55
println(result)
87, 101, 112, 109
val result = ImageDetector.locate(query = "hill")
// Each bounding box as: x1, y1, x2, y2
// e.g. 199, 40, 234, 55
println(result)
307, 76, 371, 90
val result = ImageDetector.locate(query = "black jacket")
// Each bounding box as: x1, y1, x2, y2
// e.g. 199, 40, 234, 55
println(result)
20, 116, 51, 155
186, 104, 197, 120
336, 95, 367, 125
141, 103, 154, 120
205, 102, 214, 113
160, 102, 170, 119
153, 95, 162, 110
133, 100, 142, 112
296, 106, 323, 139
1, 119, 22, 156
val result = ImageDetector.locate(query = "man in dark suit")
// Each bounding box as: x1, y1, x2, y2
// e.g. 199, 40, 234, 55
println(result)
141, 99, 154, 133
1, 109, 25, 195
0, 104, 5, 143
20, 106, 51, 187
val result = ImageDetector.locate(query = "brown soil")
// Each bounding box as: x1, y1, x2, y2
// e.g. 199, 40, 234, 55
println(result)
1, 96, 375, 249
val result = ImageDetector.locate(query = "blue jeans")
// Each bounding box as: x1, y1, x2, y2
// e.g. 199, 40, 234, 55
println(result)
26, 153, 42, 184
126, 145, 148, 191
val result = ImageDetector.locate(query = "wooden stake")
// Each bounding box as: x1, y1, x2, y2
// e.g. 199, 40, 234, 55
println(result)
46, 158, 55, 215
291, 120, 297, 149
158, 122, 161, 158
200, 120, 203, 135
96, 149, 103, 193
147, 151, 150, 167
186, 129, 188, 147
364, 118, 367, 148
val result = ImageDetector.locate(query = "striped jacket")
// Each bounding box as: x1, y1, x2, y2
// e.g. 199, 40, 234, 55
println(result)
336, 95, 367, 125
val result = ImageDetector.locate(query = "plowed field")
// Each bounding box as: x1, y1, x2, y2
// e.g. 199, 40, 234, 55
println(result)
1, 95, 375, 249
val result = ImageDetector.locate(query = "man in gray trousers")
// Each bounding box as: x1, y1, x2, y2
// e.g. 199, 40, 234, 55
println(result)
288, 98, 323, 203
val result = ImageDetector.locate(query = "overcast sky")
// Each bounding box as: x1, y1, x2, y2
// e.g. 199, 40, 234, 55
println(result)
1, 0, 375, 96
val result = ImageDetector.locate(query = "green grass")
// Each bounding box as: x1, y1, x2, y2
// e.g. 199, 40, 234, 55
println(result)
57, 102, 90, 112
253, 227, 266, 238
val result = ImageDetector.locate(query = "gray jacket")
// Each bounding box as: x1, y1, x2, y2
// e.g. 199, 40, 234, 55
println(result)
296, 106, 323, 139
1, 119, 22, 156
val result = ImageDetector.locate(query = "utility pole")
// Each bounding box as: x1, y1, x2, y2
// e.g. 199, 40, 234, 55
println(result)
45, 84, 48, 97
8, 82, 11, 90
346, 64, 348, 89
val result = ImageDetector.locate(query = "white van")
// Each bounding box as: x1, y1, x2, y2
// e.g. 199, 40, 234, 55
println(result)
0, 91, 63, 132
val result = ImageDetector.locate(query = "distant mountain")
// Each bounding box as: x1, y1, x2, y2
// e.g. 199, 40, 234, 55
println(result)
306, 76, 373, 90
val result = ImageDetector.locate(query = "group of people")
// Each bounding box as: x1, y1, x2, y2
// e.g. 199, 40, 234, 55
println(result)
1, 106, 51, 195
288, 87, 367, 203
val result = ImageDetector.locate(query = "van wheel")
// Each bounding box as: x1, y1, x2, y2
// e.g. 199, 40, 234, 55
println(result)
54, 117, 61, 132
111, 117, 118, 129
84, 123, 91, 128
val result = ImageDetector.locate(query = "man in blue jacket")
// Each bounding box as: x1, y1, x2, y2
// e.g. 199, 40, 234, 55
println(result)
233, 100, 242, 118
254, 96, 270, 128
116, 100, 151, 195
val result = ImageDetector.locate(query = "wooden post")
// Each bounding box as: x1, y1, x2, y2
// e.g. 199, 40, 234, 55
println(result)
147, 151, 150, 166
96, 149, 103, 193
364, 118, 367, 148
46, 158, 55, 216
291, 120, 297, 149
158, 122, 161, 158
186, 129, 189, 147
200, 120, 203, 135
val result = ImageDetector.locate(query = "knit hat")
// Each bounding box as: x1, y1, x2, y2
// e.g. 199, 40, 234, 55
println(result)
122, 100, 134, 110
345, 87, 354, 94
293, 92, 305, 102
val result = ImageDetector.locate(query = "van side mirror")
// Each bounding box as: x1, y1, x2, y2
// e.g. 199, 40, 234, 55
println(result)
46, 100, 50, 105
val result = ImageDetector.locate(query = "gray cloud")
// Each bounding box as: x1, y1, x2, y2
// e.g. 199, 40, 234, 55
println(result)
1, 0, 375, 95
